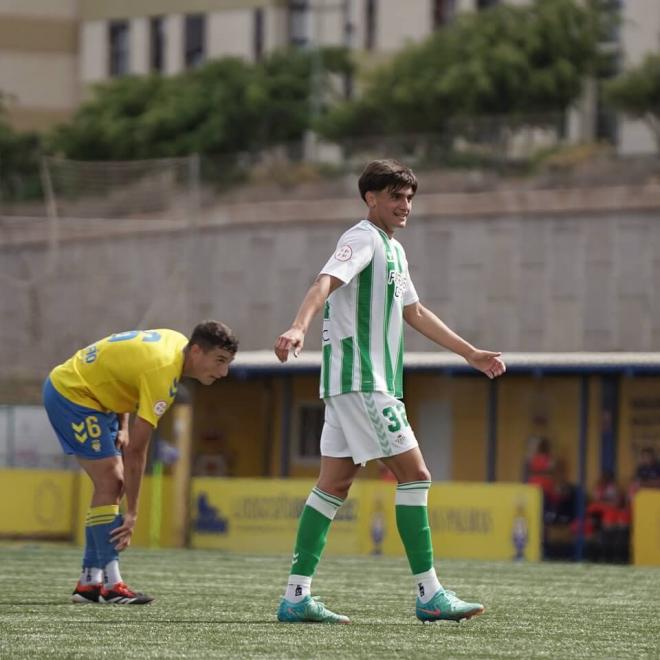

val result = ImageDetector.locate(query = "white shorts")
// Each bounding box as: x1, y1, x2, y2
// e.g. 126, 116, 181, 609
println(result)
320, 391, 418, 465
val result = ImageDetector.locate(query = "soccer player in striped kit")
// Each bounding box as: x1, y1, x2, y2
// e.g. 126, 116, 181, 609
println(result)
274, 159, 506, 623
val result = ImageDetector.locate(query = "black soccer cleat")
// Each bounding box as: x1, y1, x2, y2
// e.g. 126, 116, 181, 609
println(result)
99, 582, 154, 605
72, 581, 102, 604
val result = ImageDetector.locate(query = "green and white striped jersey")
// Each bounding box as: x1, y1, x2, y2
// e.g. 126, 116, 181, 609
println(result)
319, 220, 418, 399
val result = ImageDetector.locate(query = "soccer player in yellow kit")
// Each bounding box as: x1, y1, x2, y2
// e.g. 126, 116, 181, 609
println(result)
43, 321, 238, 604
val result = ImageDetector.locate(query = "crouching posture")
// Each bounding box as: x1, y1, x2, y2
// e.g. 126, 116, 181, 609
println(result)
43, 321, 238, 604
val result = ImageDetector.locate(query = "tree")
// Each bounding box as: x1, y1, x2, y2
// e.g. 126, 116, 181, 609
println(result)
318, 0, 603, 140
604, 52, 660, 151
0, 97, 42, 202
48, 48, 354, 160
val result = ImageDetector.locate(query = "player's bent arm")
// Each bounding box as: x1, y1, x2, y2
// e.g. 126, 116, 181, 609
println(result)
403, 302, 475, 358
110, 416, 153, 550
403, 302, 506, 378
116, 413, 130, 451
274, 274, 343, 362
121, 415, 153, 516
290, 274, 343, 333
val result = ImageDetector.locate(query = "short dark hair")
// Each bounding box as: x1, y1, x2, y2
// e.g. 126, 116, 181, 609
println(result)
188, 320, 239, 354
358, 159, 418, 202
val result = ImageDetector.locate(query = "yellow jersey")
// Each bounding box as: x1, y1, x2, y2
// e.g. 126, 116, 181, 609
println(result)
49, 329, 187, 427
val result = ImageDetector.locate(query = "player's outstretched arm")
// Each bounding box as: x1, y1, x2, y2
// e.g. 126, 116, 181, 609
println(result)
110, 415, 153, 551
274, 274, 342, 362
403, 301, 506, 379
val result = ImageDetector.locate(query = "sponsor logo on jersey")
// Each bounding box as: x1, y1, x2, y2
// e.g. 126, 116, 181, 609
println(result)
388, 270, 408, 298
334, 244, 353, 261
153, 400, 168, 416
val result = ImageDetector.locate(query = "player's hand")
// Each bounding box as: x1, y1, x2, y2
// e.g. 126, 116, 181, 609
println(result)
110, 512, 137, 551
466, 350, 506, 379
274, 328, 305, 363
115, 428, 129, 451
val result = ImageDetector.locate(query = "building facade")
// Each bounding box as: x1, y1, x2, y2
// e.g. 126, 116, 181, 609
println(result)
0, 0, 79, 130
1, 0, 658, 153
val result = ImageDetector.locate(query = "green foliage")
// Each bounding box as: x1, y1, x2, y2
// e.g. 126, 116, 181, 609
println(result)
0, 99, 43, 201
49, 48, 354, 161
604, 52, 660, 149
319, 0, 603, 139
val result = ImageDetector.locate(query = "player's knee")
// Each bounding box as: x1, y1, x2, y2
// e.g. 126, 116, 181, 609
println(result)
415, 466, 431, 482
318, 477, 353, 500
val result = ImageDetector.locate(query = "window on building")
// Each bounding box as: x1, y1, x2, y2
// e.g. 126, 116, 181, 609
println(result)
254, 7, 265, 61
365, 0, 377, 51
432, 0, 455, 29
476, 0, 498, 9
185, 14, 206, 69
295, 403, 323, 460
150, 16, 165, 73
108, 20, 130, 77
288, 0, 309, 48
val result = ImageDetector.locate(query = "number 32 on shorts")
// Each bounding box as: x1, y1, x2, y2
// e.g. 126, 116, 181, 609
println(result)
381, 404, 409, 433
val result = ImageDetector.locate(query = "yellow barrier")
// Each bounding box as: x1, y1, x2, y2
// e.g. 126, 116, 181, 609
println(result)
0, 469, 76, 537
633, 489, 660, 566
190, 478, 361, 555
190, 479, 542, 561
0, 469, 541, 560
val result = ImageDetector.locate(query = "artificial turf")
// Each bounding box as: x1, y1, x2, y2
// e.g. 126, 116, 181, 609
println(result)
0, 544, 658, 659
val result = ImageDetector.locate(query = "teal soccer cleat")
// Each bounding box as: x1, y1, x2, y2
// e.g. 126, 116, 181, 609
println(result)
416, 589, 485, 623
277, 595, 350, 624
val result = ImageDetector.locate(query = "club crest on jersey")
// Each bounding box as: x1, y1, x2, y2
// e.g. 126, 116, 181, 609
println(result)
388, 270, 407, 298
153, 401, 168, 416
334, 245, 353, 261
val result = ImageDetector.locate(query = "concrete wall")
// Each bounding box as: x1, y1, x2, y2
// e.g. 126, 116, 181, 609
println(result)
2, 183, 660, 382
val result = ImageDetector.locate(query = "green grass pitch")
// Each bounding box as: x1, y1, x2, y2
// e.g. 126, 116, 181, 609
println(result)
1, 544, 658, 658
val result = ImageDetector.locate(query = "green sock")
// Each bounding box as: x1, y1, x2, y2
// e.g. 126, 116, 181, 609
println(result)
395, 481, 433, 574
290, 487, 344, 577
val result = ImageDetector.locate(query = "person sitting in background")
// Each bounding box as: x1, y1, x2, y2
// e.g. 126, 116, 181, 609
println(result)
545, 461, 576, 526
584, 470, 631, 563
542, 461, 576, 560
586, 470, 621, 531
631, 447, 660, 494
525, 437, 556, 513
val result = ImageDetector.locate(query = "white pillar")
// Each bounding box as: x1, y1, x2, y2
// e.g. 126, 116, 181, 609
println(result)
79, 20, 108, 84
455, 0, 476, 14
165, 13, 183, 75
131, 17, 149, 75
